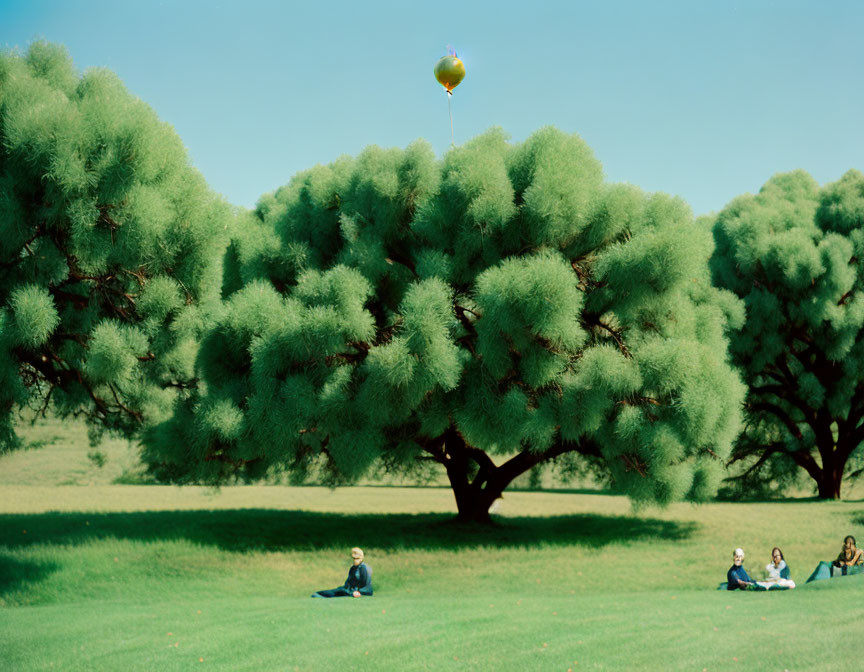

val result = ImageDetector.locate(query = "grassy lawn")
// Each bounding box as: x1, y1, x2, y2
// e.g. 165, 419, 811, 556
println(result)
2, 485, 863, 671
3, 582, 862, 671
2, 418, 864, 670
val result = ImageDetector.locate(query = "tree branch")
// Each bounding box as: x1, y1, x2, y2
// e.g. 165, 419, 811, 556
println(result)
746, 401, 804, 440
0, 227, 43, 269
725, 441, 787, 481
619, 453, 649, 477
788, 449, 822, 483
581, 313, 631, 357
453, 304, 479, 356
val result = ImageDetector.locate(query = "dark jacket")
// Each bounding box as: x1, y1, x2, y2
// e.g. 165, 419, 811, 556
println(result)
726, 564, 753, 590
343, 562, 373, 596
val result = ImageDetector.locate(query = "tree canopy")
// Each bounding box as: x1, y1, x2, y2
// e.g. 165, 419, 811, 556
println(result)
0, 42, 230, 449
710, 169, 864, 499
143, 126, 745, 521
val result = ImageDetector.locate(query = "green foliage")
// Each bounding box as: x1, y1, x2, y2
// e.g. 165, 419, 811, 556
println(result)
710, 169, 864, 498
86, 448, 107, 469
146, 125, 744, 512
508, 126, 603, 248
83, 321, 148, 384
137, 276, 183, 323
8, 285, 59, 348
0, 42, 231, 448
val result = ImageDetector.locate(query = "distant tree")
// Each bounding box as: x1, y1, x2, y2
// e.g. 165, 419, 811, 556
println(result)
144, 127, 744, 522
0, 42, 230, 449
710, 170, 864, 499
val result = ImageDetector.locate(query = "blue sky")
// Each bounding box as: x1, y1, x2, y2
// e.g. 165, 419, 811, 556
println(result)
2, 0, 862, 216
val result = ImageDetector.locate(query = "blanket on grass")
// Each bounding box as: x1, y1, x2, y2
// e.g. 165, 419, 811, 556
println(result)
716, 581, 791, 591
806, 561, 864, 583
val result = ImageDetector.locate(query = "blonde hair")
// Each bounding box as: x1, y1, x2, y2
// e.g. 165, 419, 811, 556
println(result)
733, 548, 745, 558
351, 547, 364, 560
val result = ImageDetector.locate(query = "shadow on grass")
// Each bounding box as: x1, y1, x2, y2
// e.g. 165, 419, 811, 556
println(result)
0, 509, 695, 553
0, 554, 59, 597
715, 495, 825, 504
343, 484, 619, 497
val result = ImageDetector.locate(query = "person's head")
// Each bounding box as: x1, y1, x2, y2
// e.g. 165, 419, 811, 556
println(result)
732, 548, 745, 566
844, 535, 857, 550
351, 547, 364, 566
771, 547, 784, 565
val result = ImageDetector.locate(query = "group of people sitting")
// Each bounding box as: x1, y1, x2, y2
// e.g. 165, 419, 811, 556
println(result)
310, 538, 864, 598
727, 546, 796, 590
726, 535, 864, 591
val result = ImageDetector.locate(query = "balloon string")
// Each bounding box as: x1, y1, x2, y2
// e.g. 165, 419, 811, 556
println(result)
448, 91, 454, 147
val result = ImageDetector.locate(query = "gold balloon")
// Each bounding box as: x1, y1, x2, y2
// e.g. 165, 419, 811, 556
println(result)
434, 56, 466, 92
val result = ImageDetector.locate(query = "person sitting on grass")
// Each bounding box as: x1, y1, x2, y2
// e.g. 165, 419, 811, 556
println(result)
756, 547, 795, 590
832, 535, 864, 575
727, 547, 755, 590
311, 547, 373, 598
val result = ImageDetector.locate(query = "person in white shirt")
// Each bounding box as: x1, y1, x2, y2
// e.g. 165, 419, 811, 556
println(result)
757, 547, 795, 589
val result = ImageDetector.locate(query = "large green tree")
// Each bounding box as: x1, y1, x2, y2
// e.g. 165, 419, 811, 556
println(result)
710, 170, 864, 499
0, 43, 230, 449
144, 127, 744, 521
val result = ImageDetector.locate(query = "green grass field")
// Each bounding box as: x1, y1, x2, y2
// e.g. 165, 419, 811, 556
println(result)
2, 417, 863, 670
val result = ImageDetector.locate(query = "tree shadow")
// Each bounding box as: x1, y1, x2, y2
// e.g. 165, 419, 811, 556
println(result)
714, 493, 864, 504
302, 484, 618, 496
0, 509, 695, 554
0, 554, 59, 597
511, 487, 618, 496
715, 495, 824, 504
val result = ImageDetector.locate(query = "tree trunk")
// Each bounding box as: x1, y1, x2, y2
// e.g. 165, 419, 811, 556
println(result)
814, 444, 846, 500
450, 482, 505, 524
440, 427, 506, 523
812, 416, 846, 500
813, 436, 848, 500
437, 425, 575, 523
816, 469, 843, 499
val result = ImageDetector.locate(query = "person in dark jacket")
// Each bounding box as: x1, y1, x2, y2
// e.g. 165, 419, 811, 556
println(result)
727, 547, 755, 590
312, 547, 373, 598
